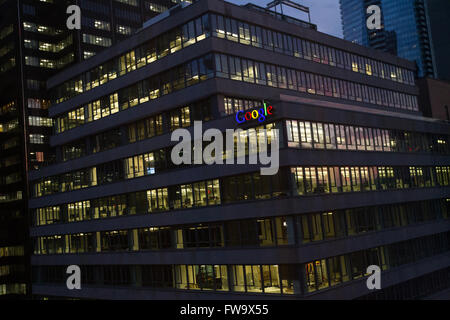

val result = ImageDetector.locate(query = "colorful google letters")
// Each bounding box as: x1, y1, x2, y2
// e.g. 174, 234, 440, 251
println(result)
235, 101, 274, 124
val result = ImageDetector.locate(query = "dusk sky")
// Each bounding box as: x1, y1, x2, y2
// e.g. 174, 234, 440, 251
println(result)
228, 0, 344, 38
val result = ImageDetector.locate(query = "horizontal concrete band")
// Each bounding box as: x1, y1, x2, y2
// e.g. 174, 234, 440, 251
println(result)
31, 283, 293, 300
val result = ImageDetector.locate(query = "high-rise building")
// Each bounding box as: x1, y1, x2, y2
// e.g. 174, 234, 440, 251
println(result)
339, 0, 439, 78
0, 0, 178, 299
423, 0, 450, 82
28, 0, 450, 299
417, 78, 450, 121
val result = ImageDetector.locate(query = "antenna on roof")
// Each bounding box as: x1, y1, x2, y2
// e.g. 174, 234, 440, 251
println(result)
266, 0, 311, 23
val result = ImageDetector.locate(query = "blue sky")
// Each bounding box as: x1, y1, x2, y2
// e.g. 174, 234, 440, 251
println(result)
227, 0, 343, 38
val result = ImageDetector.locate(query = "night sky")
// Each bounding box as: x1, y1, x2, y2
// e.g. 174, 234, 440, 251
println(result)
227, 0, 343, 39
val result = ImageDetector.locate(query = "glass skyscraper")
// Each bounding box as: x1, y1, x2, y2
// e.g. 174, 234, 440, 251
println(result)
340, 0, 435, 78
425, 0, 450, 82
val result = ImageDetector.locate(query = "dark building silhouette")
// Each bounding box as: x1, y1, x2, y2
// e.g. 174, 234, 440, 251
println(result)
424, 0, 450, 82
28, 0, 450, 299
0, 0, 179, 299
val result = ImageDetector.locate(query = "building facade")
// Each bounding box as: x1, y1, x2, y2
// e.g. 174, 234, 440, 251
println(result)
28, 0, 450, 299
417, 78, 450, 122
339, 0, 437, 78
0, 0, 179, 299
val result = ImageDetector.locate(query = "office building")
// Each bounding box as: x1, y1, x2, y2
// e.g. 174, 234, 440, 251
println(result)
0, 0, 178, 299
28, 0, 450, 299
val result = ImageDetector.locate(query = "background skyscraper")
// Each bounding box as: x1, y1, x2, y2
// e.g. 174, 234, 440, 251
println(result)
424, 0, 450, 82
339, 0, 450, 80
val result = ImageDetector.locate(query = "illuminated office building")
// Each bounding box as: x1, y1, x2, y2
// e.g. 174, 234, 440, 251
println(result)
0, 0, 178, 299
29, 0, 450, 299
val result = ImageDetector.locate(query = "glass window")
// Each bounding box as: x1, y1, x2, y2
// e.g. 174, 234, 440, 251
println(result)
245, 265, 263, 292
262, 265, 281, 294
231, 265, 245, 292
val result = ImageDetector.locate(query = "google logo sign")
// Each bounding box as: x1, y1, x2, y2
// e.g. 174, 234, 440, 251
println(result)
235, 101, 274, 124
